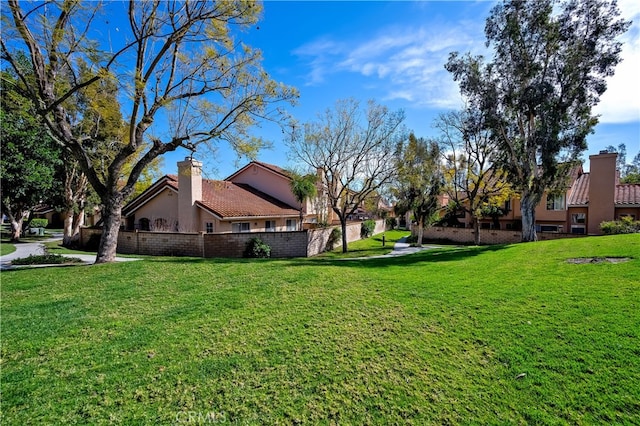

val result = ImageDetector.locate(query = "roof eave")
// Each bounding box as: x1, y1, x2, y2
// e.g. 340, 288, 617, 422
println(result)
123, 181, 178, 217
222, 214, 300, 221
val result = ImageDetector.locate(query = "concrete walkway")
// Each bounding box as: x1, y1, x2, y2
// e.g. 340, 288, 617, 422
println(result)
0, 235, 139, 271
338, 236, 440, 260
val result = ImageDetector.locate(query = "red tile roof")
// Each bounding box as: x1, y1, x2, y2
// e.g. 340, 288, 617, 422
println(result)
198, 180, 299, 218
567, 172, 590, 206
616, 183, 640, 206
566, 172, 640, 206
123, 174, 299, 219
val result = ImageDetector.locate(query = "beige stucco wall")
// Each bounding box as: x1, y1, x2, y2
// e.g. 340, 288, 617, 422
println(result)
229, 164, 298, 208
203, 216, 299, 234
133, 188, 179, 230
229, 163, 328, 223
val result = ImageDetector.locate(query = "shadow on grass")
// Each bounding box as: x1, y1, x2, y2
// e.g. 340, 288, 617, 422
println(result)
142, 243, 511, 269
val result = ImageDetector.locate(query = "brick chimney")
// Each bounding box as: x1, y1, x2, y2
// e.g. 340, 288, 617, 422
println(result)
587, 152, 617, 235
177, 157, 202, 232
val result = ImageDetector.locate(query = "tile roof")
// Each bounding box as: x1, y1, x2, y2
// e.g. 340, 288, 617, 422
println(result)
616, 183, 640, 205
225, 161, 292, 181
567, 172, 590, 206
198, 180, 299, 218
566, 172, 640, 206
123, 174, 299, 219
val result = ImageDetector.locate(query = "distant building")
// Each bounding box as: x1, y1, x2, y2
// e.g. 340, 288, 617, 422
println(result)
122, 158, 325, 233
446, 152, 639, 235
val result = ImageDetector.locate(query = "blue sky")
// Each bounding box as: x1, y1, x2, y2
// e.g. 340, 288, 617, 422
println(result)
152, 1, 639, 177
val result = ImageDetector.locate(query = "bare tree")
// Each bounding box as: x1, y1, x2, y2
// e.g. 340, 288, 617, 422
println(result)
2, 1, 297, 263
287, 99, 405, 252
435, 110, 513, 245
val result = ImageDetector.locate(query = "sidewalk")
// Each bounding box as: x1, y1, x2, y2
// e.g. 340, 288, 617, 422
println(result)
0, 235, 139, 271
337, 237, 439, 261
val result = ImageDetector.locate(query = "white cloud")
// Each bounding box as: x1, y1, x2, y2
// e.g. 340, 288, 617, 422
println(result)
593, 5, 640, 124
293, 19, 485, 108
293, 2, 639, 123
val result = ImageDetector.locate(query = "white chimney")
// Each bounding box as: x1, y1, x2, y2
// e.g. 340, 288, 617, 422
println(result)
177, 157, 202, 232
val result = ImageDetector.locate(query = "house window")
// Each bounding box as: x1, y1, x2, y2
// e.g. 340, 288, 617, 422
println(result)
139, 218, 150, 231
232, 222, 250, 233
571, 226, 585, 234
546, 194, 565, 211
206, 222, 214, 233
572, 213, 586, 224
265, 220, 276, 232
539, 224, 559, 233
286, 219, 297, 231
504, 199, 511, 213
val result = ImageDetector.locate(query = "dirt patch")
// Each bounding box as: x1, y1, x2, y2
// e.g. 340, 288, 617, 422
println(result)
566, 257, 632, 264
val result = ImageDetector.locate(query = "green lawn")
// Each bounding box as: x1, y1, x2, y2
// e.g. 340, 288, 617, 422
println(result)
0, 241, 16, 256
1, 234, 639, 424
318, 229, 411, 259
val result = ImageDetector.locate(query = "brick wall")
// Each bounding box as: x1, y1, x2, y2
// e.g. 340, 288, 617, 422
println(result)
421, 226, 587, 245
80, 219, 386, 258
204, 232, 307, 258
117, 231, 204, 257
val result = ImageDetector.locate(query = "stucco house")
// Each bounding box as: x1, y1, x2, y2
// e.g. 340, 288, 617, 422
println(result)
122, 158, 324, 233
450, 151, 640, 234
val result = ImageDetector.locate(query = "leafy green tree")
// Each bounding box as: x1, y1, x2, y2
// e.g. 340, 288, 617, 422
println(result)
288, 171, 318, 230
605, 143, 640, 184
287, 98, 404, 252
0, 71, 62, 241
2, 1, 297, 263
393, 133, 441, 247
435, 110, 513, 245
446, 0, 630, 242
622, 153, 640, 184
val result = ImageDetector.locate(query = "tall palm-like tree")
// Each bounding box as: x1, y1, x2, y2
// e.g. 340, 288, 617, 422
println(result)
289, 172, 318, 230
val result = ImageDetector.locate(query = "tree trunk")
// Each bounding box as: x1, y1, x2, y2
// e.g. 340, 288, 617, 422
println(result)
72, 210, 85, 240
520, 192, 539, 242
473, 216, 481, 245
62, 208, 84, 247
416, 217, 424, 248
10, 217, 23, 242
7, 210, 28, 242
299, 207, 304, 231
340, 217, 349, 253
95, 195, 123, 264
63, 210, 74, 247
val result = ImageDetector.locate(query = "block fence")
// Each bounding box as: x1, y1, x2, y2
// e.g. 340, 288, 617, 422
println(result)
80, 219, 385, 258
419, 226, 587, 245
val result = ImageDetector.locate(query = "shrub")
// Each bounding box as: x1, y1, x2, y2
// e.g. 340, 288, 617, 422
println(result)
326, 227, 342, 251
360, 219, 376, 239
386, 217, 397, 230
30, 218, 48, 229
243, 237, 271, 258
600, 216, 640, 234
12, 253, 83, 265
